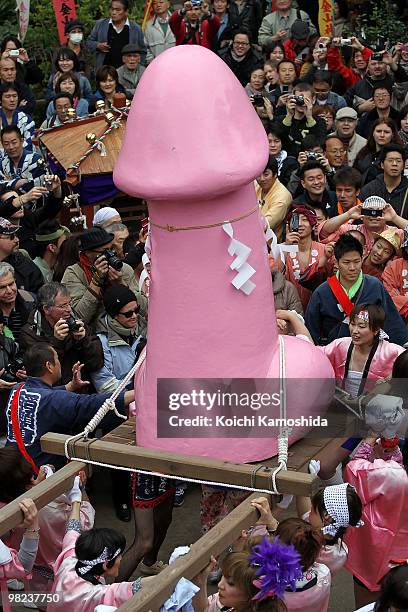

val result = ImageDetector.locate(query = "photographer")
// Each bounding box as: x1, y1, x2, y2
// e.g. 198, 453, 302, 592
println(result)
0, 217, 43, 294
19, 282, 104, 392
279, 83, 327, 156
61, 227, 147, 330
170, 0, 220, 49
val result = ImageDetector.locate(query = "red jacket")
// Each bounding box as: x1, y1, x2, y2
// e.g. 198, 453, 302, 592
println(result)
327, 46, 372, 89
169, 11, 220, 49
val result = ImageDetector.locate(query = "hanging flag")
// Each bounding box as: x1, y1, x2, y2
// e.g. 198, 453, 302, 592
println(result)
318, 0, 334, 37
16, 0, 30, 42
52, 0, 77, 44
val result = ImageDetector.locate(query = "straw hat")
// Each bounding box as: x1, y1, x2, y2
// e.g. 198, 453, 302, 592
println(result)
373, 229, 401, 256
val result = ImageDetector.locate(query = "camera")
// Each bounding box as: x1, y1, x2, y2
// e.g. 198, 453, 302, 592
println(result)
252, 94, 264, 108
361, 208, 383, 218
372, 52, 383, 61
292, 94, 304, 106
65, 315, 81, 334
102, 248, 123, 271
306, 151, 318, 159
191, 0, 202, 5
290, 212, 300, 232
317, 43, 326, 50
340, 38, 352, 46
9, 49, 19, 57
3, 355, 25, 381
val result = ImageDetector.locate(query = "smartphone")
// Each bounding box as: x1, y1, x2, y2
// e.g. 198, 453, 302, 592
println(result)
290, 212, 300, 232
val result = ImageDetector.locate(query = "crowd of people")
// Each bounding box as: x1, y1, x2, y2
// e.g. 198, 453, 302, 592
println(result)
0, 0, 407, 610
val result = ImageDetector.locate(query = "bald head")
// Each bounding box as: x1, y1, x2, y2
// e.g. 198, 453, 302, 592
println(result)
0, 58, 16, 83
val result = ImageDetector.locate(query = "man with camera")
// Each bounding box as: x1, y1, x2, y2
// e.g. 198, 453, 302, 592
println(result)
62, 227, 146, 330
170, 0, 220, 48
0, 217, 43, 294
345, 51, 408, 115
279, 83, 327, 156
19, 282, 104, 393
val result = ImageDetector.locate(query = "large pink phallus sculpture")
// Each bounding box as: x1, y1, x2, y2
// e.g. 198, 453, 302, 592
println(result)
114, 46, 334, 463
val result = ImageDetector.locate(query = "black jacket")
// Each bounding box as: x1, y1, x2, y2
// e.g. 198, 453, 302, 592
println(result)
218, 44, 263, 87
228, 0, 263, 44
279, 115, 327, 157
359, 174, 408, 217
293, 189, 338, 218
6, 251, 44, 294
357, 107, 401, 139
345, 70, 408, 109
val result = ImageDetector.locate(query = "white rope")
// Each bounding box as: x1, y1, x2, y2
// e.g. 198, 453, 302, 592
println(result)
270, 336, 289, 495
64, 340, 290, 495
64, 348, 147, 461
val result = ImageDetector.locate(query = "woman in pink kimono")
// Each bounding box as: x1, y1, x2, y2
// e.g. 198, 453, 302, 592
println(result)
296, 483, 363, 577
275, 518, 331, 612
0, 499, 39, 612
344, 437, 408, 610
192, 533, 304, 612
49, 478, 145, 611
0, 447, 95, 595
275, 306, 404, 481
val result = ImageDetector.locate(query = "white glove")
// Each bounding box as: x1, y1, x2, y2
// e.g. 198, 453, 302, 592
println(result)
309, 459, 321, 475
67, 476, 82, 504
42, 465, 54, 479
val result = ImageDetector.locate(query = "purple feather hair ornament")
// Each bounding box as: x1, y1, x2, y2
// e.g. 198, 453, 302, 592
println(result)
248, 536, 303, 601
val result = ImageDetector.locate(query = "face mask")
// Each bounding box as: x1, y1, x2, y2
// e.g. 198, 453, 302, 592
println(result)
69, 33, 83, 44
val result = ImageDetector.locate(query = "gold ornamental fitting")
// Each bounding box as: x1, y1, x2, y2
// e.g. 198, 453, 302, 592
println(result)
67, 107, 77, 119
95, 100, 106, 111
86, 132, 97, 145
104, 111, 115, 124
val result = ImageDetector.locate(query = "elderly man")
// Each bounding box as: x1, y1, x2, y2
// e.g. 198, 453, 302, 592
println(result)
117, 44, 145, 97
0, 217, 43, 294
0, 57, 35, 115
144, 0, 175, 63
62, 226, 146, 329
258, 0, 315, 46
0, 126, 46, 194
19, 282, 104, 391
87, 0, 146, 69
330, 107, 367, 166
0, 262, 34, 341
104, 221, 129, 258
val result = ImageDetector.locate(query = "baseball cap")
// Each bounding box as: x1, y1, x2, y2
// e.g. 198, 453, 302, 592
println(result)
291, 20, 310, 40
335, 107, 358, 121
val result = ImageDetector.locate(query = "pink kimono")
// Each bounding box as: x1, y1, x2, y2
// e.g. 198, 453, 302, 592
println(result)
0, 540, 31, 612
318, 337, 404, 384
282, 562, 331, 612
3, 496, 95, 594
344, 458, 408, 591
302, 512, 348, 576
285, 241, 326, 310
48, 530, 134, 611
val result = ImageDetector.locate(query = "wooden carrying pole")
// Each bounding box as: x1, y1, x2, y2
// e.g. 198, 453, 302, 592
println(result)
0, 460, 86, 537
41, 432, 315, 496
118, 493, 267, 611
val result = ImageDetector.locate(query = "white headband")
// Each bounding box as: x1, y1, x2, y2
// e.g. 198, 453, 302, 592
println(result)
77, 547, 121, 575
322, 483, 363, 537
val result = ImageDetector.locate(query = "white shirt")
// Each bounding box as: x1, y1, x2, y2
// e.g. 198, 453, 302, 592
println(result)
108, 17, 130, 33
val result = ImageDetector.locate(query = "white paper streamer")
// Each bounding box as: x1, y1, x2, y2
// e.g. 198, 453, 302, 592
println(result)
139, 226, 151, 294
268, 227, 298, 264
223, 222, 256, 295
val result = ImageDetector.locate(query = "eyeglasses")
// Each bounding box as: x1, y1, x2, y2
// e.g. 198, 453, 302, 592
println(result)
118, 306, 140, 318
0, 233, 18, 240
54, 301, 71, 310
234, 41, 250, 47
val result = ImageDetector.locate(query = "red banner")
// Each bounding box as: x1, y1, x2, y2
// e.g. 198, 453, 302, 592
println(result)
52, 0, 77, 44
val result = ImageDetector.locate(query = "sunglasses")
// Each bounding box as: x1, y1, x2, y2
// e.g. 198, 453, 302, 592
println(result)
118, 306, 140, 318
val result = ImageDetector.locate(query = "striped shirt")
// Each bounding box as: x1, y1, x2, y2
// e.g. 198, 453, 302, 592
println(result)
0, 150, 46, 193
0, 109, 35, 152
